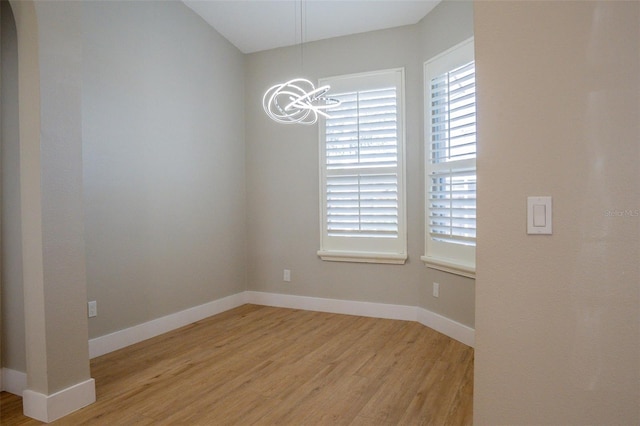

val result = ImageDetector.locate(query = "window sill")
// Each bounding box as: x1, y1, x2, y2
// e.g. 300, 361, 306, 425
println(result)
421, 256, 475, 279
318, 250, 407, 265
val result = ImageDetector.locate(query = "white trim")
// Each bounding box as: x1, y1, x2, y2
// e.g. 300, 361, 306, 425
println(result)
424, 38, 475, 75
317, 250, 407, 265
245, 291, 474, 347
417, 307, 475, 347
23, 378, 96, 423
421, 255, 476, 279
245, 291, 416, 321
88, 292, 246, 359
1, 368, 28, 396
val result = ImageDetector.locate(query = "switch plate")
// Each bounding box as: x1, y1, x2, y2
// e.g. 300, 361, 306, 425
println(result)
283, 269, 291, 282
527, 196, 552, 234
433, 282, 440, 298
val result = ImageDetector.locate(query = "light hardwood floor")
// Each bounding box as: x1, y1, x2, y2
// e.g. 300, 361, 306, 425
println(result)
0, 304, 474, 425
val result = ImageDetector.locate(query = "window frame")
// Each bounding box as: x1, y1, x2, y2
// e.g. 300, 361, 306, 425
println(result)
422, 38, 476, 278
317, 68, 407, 264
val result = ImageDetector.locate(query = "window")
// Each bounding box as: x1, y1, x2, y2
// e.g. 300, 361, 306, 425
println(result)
422, 39, 476, 277
317, 69, 406, 264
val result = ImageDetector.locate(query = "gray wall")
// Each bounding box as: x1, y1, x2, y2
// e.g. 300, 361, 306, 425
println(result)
1, 0, 25, 373
474, 1, 640, 423
36, 0, 90, 394
5, 0, 92, 399
245, 0, 474, 326
82, 1, 247, 338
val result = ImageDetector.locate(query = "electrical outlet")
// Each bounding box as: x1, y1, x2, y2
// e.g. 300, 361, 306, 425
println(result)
283, 269, 291, 282
433, 283, 440, 298
88, 301, 97, 318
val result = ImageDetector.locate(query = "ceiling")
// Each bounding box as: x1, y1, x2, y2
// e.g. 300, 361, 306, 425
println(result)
182, 0, 441, 54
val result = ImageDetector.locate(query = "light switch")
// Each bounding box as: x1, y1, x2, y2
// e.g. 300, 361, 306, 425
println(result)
533, 204, 546, 227
527, 196, 552, 234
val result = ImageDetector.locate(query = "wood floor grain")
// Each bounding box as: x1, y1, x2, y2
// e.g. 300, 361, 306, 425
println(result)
0, 304, 474, 425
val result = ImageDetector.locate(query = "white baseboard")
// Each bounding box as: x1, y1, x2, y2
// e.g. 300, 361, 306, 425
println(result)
89, 292, 246, 358
1, 368, 28, 396
245, 291, 475, 347
245, 291, 417, 321
88, 291, 474, 360
416, 307, 475, 347
23, 378, 95, 423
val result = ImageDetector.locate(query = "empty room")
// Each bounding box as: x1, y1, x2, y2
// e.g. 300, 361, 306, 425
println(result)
0, 0, 638, 424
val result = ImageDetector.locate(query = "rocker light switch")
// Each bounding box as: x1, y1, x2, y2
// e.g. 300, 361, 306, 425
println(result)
533, 204, 546, 227
528, 196, 552, 234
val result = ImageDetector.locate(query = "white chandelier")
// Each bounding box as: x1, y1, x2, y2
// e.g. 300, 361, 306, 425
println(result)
263, 0, 341, 125
263, 78, 341, 125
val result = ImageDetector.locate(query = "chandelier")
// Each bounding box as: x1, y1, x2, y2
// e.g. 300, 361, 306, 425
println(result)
262, 1, 341, 125
263, 78, 341, 125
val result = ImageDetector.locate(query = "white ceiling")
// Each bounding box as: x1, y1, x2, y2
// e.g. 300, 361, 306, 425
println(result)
182, 0, 441, 54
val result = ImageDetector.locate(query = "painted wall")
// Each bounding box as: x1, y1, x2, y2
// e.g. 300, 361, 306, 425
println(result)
474, 1, 640, 423
1, 0, 25, 373
82, 1, 247, 338
35, 0, 90, 394
245, 0, 475, 327
3, 0, 247, 375
3, 0, 94, 406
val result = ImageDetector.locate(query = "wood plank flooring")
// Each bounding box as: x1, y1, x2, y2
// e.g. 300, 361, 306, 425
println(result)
0, 304, 474, 425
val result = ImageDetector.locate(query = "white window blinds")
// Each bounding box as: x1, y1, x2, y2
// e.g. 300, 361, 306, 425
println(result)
319, 69, 406, 264
326, 88, 398, 238
423, 39, 476, 276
